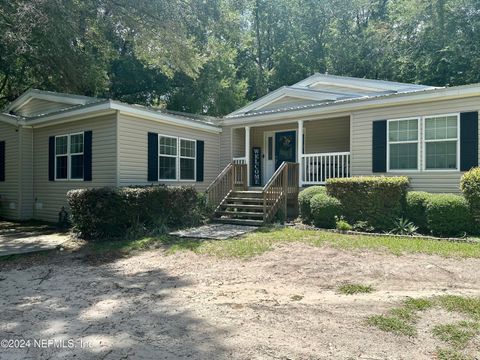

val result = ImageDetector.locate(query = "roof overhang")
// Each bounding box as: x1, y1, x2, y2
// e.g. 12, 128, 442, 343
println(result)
223, 84, 480, 127
227, 86, 340, 117
0, 100, 222, 133
5, 89, 94, 113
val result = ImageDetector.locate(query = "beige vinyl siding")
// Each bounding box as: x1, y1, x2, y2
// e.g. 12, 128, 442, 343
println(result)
304, 117, 350, 153
351, 96, 480, 193
117, 114, 221, 191
33, 114, 117, 222
232, 127, 245, 158
0, 122, 20, 219
19, 127, 34, 219
250, 116, 350, 154
17, 99, 76, 117
220, 126, 232, 168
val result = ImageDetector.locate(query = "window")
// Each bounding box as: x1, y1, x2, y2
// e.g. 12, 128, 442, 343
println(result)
158, 135, 196, 181
159, 136, 177, 180
387, 118, 419, 170
180, 139, 196, 180
55, 133, 84, 180
424, 114, 459, 170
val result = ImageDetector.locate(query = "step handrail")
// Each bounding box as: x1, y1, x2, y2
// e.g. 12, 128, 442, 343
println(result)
262, 161, 299, 223
205, 163, 233, 194
205, 162, 247, 211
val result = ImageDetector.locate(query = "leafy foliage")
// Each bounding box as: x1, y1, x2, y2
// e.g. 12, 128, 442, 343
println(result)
405, 191, 431, 232
67, 185, 208, 240
310, 192, 342, 229
326, 176, 409, 231
2, 0, 480, 113
335, 216, 352, 231
390, 217, 418, 236
425, 194, 472, 237
298, 186, 327, 224
460, 167, 480, 230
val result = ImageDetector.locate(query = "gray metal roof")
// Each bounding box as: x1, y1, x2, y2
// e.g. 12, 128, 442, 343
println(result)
226, 74, 439, 118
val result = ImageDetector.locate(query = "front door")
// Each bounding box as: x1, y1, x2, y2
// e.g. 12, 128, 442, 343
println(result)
275, 130, 296, 169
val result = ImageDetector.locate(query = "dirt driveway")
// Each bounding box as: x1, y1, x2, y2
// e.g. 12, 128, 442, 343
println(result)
1, 242, 480, 359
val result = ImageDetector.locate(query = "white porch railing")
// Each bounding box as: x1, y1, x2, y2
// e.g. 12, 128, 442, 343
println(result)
301, 152, 350, 185
233, 157, 247, 165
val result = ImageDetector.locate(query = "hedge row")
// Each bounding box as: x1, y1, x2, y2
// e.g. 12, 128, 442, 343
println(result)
67, 186, 209, 240
299, 172, 479, 237
326, 176, 409, 231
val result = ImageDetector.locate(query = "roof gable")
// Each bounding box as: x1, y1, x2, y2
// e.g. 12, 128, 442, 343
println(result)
228, 87, 341, 116
227, 73, 438, 118
5, 89, 98, 117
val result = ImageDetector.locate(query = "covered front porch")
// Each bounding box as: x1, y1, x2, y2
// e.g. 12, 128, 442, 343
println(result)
230, 115, 351, 187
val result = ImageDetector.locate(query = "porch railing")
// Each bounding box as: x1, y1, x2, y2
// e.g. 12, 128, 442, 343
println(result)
233, 157, 247, 165
263, 162, 299, 223
205, 162, 247, 211
301, 152, 350, 185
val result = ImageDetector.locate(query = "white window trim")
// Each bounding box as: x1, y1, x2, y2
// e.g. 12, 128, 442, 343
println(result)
386, 117, 421, 172
158, 135, 178, 182
54, 132, 85, 181
422, 113, 460, 172
158, 134, 197, 182
385, 113, 462, 173
179, 138, 197, 181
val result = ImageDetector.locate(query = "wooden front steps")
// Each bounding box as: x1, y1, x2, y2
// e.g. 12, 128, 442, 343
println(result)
215, 190, 265, 225
206, 162, 299, 226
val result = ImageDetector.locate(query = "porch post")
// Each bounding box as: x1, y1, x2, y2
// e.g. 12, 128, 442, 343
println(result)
297, 120, 303, 187
245, 126, 250, 187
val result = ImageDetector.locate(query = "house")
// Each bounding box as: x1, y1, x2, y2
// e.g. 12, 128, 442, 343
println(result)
1, 74, 479, 224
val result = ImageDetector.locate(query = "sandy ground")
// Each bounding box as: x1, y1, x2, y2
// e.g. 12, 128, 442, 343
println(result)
0, 221, 68, 256
1, 242, 480, 359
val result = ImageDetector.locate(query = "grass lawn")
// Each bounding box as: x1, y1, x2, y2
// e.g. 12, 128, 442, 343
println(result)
91, 227, 480, 259
367, 295, 480, 359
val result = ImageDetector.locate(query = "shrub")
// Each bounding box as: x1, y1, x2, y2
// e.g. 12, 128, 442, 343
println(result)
390, 217, 418, 236
335, 216, 352, 231
326, 176, 409, 231
425, 194, 472, 236
461, 167, 480, 226
67, 185, 208, 240
405, 191, 431, 232
310, 193, 342, 229
298, 186, 326, 223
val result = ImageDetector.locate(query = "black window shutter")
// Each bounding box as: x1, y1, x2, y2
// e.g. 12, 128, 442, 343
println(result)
148, 132, 159, 181
196, 140, 204, 182
84, 131, 93, 181
0, 141, 5, 182
48, 136, 55, 181
372, 120, 387, 173
460, 111, 479, 171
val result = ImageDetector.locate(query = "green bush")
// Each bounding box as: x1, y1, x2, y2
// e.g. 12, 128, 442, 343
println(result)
67, 185, 208, 240
326, 176, 409, 231
298, 186, 326, 223
461, 167, 480, 227
425, 194, 472, 237
405, 191, 431, 232
310, 193, 342, 229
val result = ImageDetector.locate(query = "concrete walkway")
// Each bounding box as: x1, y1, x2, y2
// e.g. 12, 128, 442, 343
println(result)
170, 223, 258, 240
0, 221, 69, 257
